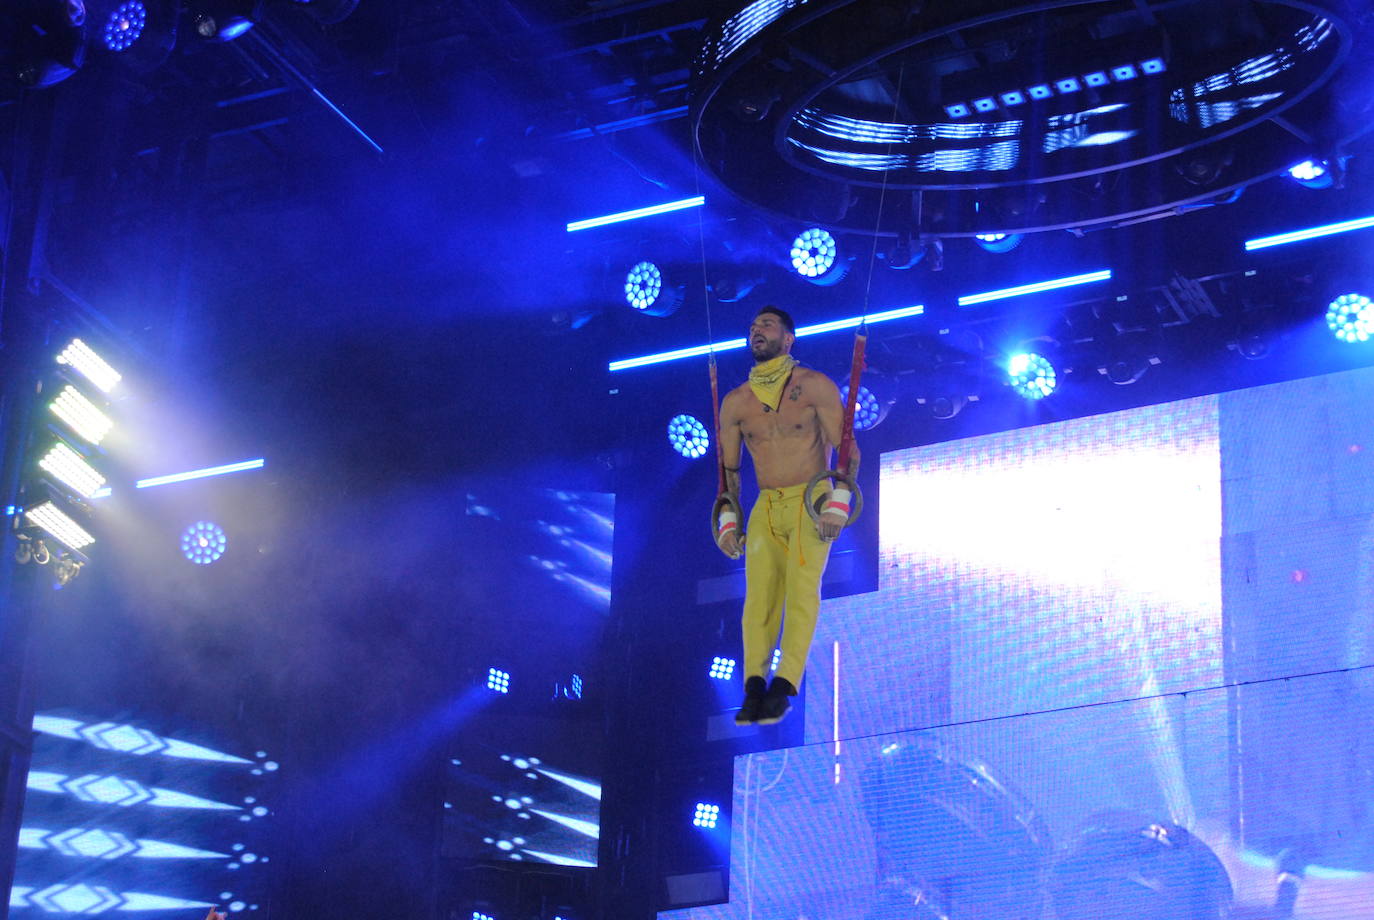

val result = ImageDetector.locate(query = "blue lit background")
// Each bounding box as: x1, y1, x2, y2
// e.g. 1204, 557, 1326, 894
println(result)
660, 365, 1374, 920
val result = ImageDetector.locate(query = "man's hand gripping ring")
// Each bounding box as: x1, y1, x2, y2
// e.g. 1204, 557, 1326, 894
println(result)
711, 492, 745, 557
804, 470, 863, 527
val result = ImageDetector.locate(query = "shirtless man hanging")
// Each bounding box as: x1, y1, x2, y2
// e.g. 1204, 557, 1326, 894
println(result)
714, 305, 860, 725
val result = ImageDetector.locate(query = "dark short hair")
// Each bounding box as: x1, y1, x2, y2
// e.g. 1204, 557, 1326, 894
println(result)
755, 305, 795, 335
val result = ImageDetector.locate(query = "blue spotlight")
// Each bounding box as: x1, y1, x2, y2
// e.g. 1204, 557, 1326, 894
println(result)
1000, 90, 1026, 106
1287, 159, 1333, 189
1008, 352, 1057, 399
473, 913, 495, 920
944, 103, 971, 119
1326, 293, 1374, 343
791, 227, 838, 280
1111, 63, 1138, 81
839, 385, 886, 431
625, 261, 662, 312
1084, 71, 1109, 86
180, 521, 227, 565
708, 657, 735, 681
486, 669, 510, 694
667, 414, 710, 459
693, 803, 721, 829
1140, 57, 1166, 74
1028, 84, 1053, 99
974, 232, 1024, 254
1055, 77, 1081, 93
972, 97, 997, 113
103, 1, 147, 51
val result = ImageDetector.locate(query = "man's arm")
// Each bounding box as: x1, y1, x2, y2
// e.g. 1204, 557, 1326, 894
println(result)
715, 391, 745, 558
812, 373, 860, 478
719, 391, 744, 497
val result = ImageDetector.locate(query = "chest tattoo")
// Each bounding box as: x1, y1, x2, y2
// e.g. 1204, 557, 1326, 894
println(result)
788, 385, 802, 402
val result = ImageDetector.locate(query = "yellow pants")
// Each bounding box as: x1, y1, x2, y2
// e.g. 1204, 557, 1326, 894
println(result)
742, 482, 832, 689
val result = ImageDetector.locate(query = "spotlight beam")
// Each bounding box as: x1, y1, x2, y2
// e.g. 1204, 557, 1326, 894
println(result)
534, 767, 602, 801
529, 809, 600, 839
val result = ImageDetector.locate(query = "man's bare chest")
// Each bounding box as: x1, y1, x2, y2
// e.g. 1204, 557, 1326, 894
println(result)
739, 397, 819, 443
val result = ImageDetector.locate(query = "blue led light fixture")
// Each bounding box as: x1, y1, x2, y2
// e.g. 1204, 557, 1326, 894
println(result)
1326, 293, 1373, 343
181, 521, 227, 565
1008, 353, 1057, 399
668, 415, 710, 459
103, 1, 147, 51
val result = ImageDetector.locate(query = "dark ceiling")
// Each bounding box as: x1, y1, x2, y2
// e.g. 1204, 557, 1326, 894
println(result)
4, 0, 1374, 486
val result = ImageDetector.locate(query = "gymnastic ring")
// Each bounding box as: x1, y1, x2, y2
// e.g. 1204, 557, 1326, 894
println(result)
711, 491, 745, 556
804, 469, 863, 527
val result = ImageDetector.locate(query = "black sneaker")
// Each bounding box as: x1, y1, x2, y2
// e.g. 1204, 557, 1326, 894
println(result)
734, 676, 768, 725
755, 677, 796, 725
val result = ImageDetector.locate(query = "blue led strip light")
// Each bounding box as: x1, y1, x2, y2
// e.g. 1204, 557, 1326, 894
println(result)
1244, 215, 1374, 251
566, 196, 706, 232
135, 459, 265, 490
607, 304, 924, 372
958, 270, 1112, 307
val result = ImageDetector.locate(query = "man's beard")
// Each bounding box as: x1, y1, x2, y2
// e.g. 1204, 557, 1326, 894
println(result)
751, 339, 783, 361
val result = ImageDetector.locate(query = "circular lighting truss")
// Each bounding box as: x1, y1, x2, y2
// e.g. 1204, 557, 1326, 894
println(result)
1008, 352, 1057, 399
102, 2, 146, 51
840, 384, 890, 431
624, 261, 683, 317
790, 227, 848, 284
668, 414, 711, 459
692, 0, 1374, 238
1326, 292, 1374, 343
181, 521, 227, 565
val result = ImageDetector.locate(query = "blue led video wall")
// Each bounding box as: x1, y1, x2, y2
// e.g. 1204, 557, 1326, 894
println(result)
439, 489, 612, 869
662, 364, 1374, 920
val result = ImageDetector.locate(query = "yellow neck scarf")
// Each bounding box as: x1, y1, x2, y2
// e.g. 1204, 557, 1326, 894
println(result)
749, 354, 797, 411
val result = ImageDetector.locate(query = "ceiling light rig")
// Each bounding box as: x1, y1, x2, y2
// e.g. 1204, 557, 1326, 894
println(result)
692, 0, 1374, 240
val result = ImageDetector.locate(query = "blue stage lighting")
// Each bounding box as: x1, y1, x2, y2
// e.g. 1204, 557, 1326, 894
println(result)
1140, 57, 1166, 74
693, 803, 720, 828
566, 196, 704, 232
1028, 84, 1053, 99
1245, 214, 1374, 251
959, 269, 1112, 307
1084, 71, 1109, 86
1000, 90, 1025, 106
136, 458, 265, 489
625, 261, 663, 311
974, 232, 1024, 254
667, 414, 710, 459
944, 103, 970, 119
486, 669, 510, 694
103, 2, 147, 51
1287, 159, 1334, 189
1326, 293, 1374, 343
1111, 64, 1138, 81
840, 385, 883, 431
1008, 353, 1057, 399
473, 913, 494, 920
609, 303, 923, 371
791, 227, 838, 279
1055, 77, 1081, 93
972, 97, 997, 113
709, 657, 736, 681
181, 521, 227, 565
